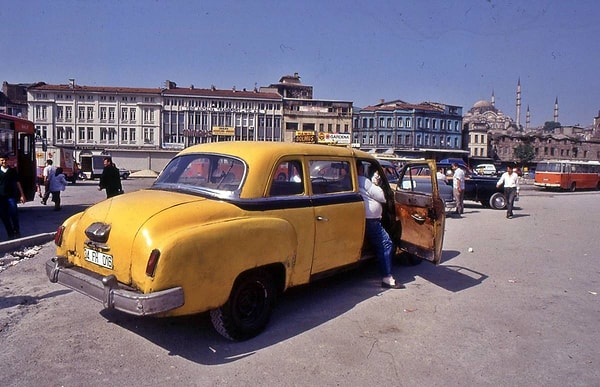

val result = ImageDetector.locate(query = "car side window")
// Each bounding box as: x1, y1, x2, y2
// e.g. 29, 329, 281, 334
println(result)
269, 160, 304, 196
309, 160, 352, 194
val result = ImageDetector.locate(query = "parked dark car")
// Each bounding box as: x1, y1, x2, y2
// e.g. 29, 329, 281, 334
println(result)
382, 161, 456, 213
438, 163, 506, 210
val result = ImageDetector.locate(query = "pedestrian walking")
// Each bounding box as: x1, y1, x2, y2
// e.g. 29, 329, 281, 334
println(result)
41, 159, 55, 205
98, 156, 123, 198
496, 166, 520, 219
0, 154, 26, 239
451, 163, 465, 216
49, 167, 68, 211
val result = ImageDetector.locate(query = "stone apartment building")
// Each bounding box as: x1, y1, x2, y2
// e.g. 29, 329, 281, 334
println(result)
1, 81, 29, 117
26, 74, 352, 172
260, 73, 353, 145
352, 99, 466, 160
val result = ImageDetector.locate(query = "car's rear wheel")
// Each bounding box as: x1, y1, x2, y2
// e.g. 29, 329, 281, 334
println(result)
489, 192, 506, 210
210, 269, 275, 341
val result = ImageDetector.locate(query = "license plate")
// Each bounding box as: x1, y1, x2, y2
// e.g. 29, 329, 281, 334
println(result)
84, 248, 114, 269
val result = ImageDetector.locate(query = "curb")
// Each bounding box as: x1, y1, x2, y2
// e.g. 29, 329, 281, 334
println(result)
0, 232, 56, 256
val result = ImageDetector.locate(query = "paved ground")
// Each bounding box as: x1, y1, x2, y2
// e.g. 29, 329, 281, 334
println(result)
1, 178, 599, 386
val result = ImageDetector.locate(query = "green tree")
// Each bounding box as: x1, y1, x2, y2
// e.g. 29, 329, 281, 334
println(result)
543, 121, 561, 131
514, 143, 535, 165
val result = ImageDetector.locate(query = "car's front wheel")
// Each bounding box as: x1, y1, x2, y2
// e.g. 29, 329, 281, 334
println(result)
210, 269, 276, 341
489, 192, 506, 210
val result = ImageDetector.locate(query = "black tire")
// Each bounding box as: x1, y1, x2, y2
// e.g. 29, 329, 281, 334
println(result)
489, 192, 506, 210
210, 269, 276, 341
569, 182, 576, 192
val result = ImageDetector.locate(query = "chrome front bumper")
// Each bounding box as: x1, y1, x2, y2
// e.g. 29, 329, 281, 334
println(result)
46, 256, 184, 316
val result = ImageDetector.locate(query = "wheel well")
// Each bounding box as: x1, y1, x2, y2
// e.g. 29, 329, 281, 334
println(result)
239, 263, 286, 295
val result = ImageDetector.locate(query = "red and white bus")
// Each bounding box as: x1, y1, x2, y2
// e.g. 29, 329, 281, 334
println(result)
534, 160, 600, 191
0, 113, 37, 201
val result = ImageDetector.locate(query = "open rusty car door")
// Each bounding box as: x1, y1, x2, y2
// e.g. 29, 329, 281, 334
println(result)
394, 160, 445, 264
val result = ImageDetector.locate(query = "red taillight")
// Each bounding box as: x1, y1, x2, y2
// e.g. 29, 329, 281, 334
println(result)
145, 249, 161, 277
54, 226, 65, 246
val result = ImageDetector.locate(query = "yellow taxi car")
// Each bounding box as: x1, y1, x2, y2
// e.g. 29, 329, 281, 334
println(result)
46, 141, 445, 341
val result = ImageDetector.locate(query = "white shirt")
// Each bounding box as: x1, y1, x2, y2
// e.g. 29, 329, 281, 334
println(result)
358, 175, 386, 219
452, 168, 465, 190
43, 165, 55, 180
497, 172, 520, 191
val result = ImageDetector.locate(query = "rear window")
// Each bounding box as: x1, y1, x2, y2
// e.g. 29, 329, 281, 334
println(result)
154, 154, 245, 193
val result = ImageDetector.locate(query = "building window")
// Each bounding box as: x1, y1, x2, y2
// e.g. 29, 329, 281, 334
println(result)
86, 107, 93, 120
100, 127, 108, 141
130, 108, 136, 121
108, 128, 116, 142
144, 108, 154, 123
57, 106, 64, 120
121, 128, 128, 142
109, 107, 115, 121
35, 105, 47, 120
121, 108, 128, 121
78, 127, 85, 141
87, 127, 94, 141
100, 107, 107, 121
130, 128, 136, 142
65, 106, 72, 121
144, 128, 154, 144
398, 118, 403, 128
78, 107, 85, 121
405, 118, 411, 128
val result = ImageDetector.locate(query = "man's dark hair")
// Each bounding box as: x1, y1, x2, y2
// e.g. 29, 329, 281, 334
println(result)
103, 156, 113, 163
46, 159, 53, 165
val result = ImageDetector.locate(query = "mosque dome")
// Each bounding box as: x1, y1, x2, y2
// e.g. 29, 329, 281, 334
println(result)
470, 100, 497, 114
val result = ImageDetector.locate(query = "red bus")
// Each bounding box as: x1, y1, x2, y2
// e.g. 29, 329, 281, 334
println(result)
0, 113, 37, 201
534, 160, 600, 191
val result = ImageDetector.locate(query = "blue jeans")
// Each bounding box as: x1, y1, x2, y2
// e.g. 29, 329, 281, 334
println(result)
365, 219, 393, 277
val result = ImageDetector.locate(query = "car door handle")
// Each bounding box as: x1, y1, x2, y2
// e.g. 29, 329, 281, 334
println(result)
316, 216, 329, 222
411, 213, 426, 223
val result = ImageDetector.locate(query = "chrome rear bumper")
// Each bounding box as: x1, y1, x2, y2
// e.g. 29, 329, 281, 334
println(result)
46, 256, 184, 316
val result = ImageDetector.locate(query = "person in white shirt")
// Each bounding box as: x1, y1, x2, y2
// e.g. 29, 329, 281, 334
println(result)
451, 163, 465, 216
41, 159, 55, 205
357, 162, 404, 289
496, 166, 520, 219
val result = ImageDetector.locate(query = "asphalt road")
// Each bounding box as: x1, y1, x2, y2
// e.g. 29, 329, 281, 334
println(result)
1, 180, 599, 386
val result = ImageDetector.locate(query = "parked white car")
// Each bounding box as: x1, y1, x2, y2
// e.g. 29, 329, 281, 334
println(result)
474, 164, 497, 176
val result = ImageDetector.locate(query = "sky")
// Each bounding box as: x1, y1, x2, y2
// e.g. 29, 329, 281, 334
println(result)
1, 0, 598, 128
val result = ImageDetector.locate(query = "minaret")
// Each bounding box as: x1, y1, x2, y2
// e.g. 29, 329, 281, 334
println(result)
491, 90, 495, 107
526, 105, 530, 129
554, 97, 559, 123
516, 78, 521, 128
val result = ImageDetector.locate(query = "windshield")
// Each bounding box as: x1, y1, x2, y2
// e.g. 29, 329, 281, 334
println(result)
153, 154, 246, 194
